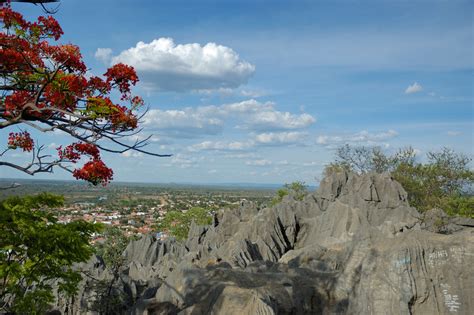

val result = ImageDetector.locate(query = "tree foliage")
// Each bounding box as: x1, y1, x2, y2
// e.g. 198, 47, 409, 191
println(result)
0, 4, 169, 185
155, 207, 213, 240
0, 193, 100, 313
92, 226, 130, 315
327, 145, 474, 217
271, 181, 308, 206
94, 226, 129, 274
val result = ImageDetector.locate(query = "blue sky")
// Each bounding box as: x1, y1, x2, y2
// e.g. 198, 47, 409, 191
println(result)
2, 0, 473, 185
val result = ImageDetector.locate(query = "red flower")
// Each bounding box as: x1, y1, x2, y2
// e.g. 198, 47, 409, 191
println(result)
72, 159, 113, 186
0, 6, 28, 29
4, 91, 33, 116
1, 7, 147, 186
8, 131, 34, 152
37, 15, 63, 40
57, 142, 100, 163
104, 63, 139, 99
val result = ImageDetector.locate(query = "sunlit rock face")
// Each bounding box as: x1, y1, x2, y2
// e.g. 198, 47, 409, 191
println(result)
53, 171, 474, 315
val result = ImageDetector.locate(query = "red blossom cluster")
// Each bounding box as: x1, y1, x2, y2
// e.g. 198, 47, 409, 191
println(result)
3, 91, 32, 117
1, 5, 63, 40
8, 131, 34, 152
72, 160, 113, 186
0, 5, 150, 185
57, 142, 113, 186
104, 63, 139, 99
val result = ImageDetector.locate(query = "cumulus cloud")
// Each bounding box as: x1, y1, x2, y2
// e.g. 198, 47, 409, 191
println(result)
170, 153, 198, 169
187, 140, 254, 152
220, 100, 315, 130
143, 99, 315, 137
94, 48, 113, 64
143, 107, 223, 138
316, 130, 398, 147
111, 38, 255, 92
405, 82, 423, 94
246, 159, 272, 166
255, 131, 308, 145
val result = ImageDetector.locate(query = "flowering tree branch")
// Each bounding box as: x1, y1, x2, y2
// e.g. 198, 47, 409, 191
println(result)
0, 5, 170, 185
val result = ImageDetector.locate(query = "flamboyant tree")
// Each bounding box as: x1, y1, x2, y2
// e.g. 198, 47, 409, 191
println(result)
0, 4, 169, 185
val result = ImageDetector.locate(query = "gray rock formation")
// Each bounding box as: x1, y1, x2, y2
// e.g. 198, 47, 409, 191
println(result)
53, 171, 474, 314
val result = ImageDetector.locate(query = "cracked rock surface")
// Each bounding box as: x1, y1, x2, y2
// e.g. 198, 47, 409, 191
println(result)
53, 172, 474, 315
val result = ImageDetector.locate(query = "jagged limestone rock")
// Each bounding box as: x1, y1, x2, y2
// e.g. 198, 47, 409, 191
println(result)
53, 171, 474, 314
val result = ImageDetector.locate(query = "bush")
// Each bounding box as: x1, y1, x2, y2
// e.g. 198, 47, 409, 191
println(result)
327, 145, 473, 217
155, 207, 213, 240
271, 181, 308, 206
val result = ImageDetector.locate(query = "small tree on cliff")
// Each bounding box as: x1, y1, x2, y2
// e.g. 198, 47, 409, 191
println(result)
0, 4, 169, 186
156, 207, 213, 240
271, 181, 308, 206
91, 227, 130, 314
326, 145, 473, 217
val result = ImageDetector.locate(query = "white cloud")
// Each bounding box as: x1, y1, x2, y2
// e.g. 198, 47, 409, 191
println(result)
111, 38, 255, 92
224, 153, 261, 159
186, 131, 309, 153
302, 161, 321, 166
405, 82, 423, 94
208, 169, 217, 174
121, 151, 144, 158
255, 131, 308, 145
187, 140, 253, 152
245, 111, 315, 131
223, 100, 315, 131
170, 153, 198, 168
143, 107, 223, 137
143, 99, 315, 137
94, 48, 113, 64
316, 130, 398, 147
197, 87, 235, 96
246, 159, 272, 166
447, 131, 461, 136
240, 89, 267, 98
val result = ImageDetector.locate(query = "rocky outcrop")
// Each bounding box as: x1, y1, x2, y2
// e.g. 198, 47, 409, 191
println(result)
53, 171, 474, 314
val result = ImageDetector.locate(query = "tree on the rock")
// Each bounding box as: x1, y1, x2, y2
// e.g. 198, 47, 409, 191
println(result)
156, 207, 213, 240
91, 226, 130, 314
326, 145, 474, 217
271, 181, 308, 206
0, 4, 169, 186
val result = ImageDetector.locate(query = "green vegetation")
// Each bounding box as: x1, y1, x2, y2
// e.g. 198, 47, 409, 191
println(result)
271, 181, 308, 206
95, 227, 130, 274
92, 227, 131, 314
155, 207, 213, 240
327, 145, 474, 217
0, 193, 100, 313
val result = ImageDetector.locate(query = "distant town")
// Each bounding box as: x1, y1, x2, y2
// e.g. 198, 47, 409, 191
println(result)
0, 178, 276, 242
